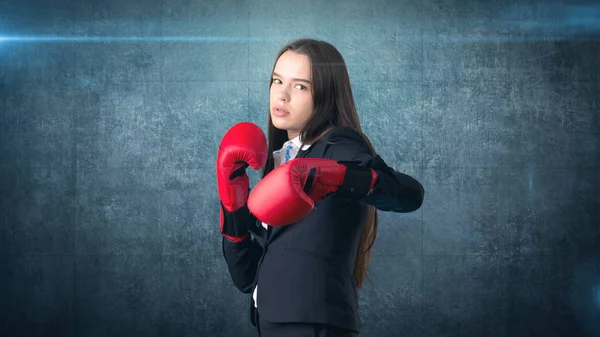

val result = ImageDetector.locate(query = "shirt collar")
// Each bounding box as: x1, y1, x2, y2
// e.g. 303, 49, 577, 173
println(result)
289, 135, 311, 151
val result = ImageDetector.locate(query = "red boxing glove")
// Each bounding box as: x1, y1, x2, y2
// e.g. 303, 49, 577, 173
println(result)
216, 122, 267, 242
247, 158, 378, 226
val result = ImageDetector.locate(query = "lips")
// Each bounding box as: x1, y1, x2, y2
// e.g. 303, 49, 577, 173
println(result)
272, 105, 290, 117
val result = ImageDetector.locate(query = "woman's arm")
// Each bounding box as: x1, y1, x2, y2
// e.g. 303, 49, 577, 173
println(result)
246, 127, 425, 227
222, 229, 263, 294
323, 128, 424, 213
356, 155, 424, 212
220, 201, 263, 293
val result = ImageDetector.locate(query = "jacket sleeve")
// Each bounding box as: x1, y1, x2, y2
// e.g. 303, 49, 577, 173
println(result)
323, 128, 424, 213
361, 155, 424, 212
222, 233, 263, 294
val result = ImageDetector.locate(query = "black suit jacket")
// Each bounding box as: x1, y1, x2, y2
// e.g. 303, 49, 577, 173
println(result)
222, 126, 424, 332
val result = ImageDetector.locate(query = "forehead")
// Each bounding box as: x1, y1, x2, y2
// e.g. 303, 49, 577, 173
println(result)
273, 50, 311, 78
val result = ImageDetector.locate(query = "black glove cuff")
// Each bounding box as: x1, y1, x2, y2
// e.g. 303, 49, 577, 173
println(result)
221, 202, 254, 239
329, 160, 374, 200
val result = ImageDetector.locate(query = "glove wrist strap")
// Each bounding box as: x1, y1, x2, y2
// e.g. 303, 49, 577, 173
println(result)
332, 161, 376, 199
221, 202, 254, 239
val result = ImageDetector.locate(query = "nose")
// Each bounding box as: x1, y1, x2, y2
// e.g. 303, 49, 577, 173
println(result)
277, 87, 289, 102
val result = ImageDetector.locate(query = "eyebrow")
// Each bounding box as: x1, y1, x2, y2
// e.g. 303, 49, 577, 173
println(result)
272, 72, 311, 84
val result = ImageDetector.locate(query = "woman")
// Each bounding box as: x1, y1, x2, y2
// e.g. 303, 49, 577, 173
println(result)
216, 38, 424, 337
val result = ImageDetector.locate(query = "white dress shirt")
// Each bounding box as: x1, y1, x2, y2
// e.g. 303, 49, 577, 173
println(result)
253, 135, 311, 308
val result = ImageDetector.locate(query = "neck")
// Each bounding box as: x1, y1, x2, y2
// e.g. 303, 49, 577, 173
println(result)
287, 131, 300, 141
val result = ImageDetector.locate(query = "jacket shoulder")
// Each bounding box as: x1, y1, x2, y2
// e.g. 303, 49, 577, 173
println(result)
320, 126, 373, 163
322, 126, 366, 144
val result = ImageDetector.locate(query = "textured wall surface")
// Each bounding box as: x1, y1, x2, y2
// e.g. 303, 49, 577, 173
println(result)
1, 0, 599, 336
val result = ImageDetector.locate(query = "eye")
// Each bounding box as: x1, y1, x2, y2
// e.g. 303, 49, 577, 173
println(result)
272, 78, 282, 84
295, 84, 307, 90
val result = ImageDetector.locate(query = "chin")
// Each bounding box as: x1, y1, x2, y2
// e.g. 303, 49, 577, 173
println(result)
271, 118, 290, 131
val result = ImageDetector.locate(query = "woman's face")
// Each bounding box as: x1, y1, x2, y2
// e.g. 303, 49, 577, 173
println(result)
269, 50, 314, 141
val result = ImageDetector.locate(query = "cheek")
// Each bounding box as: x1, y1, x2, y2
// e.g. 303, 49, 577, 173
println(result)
269, 88, 276, 101
301, 97, 314, 120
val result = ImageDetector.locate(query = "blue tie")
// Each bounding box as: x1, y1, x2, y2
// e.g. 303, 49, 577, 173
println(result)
284, 142, 294, 163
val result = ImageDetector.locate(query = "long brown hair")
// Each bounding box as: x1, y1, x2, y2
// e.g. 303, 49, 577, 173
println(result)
262, 38, 378, 288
